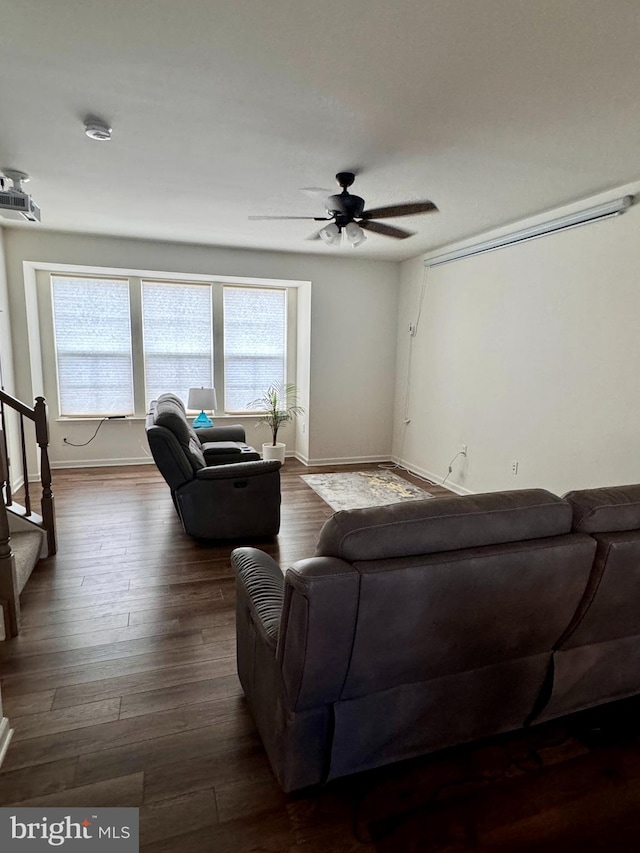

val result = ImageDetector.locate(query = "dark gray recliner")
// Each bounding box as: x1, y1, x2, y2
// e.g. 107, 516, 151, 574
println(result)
232, 489, 597, 791
149, 393, 260, 466
146, 394, 281, 539
536, 484, 640, 723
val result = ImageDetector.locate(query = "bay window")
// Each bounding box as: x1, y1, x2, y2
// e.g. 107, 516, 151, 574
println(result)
50, 273, 291, 418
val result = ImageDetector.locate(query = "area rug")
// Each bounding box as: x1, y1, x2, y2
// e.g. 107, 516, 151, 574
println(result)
300, 470, 432, 512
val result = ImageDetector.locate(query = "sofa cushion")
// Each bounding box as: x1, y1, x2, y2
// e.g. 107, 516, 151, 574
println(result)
315, 489, 572, 561
154, 395, 205, 471
564, 484, 640, 533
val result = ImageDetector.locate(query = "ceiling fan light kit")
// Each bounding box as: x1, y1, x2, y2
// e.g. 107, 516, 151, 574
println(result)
319, 222, 341, 245
250, 171, 438, 246
344, 221, 366, 247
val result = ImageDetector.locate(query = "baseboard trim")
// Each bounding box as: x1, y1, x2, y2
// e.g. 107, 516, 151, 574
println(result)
10, 474, 25, 495
391, 456, 475, 496
48, 455, 473, 493
0, 717, 14, 768
299, 454, 391, 467
51, 457, 155, 470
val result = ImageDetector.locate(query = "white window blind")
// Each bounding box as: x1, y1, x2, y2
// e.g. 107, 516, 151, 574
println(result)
51, 276, 134, 416
223, 286, 286, 411
142, 281, 213, 407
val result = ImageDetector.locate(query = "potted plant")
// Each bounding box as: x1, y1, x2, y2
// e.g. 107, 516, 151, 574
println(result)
247, 382, 304, 464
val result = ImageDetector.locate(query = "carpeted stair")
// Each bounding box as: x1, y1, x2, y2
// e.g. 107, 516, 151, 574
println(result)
0, 529, 43, 639
10, 530, 43, 595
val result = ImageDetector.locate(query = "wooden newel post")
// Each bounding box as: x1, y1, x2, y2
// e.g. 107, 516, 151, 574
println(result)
34, 397, 57, 556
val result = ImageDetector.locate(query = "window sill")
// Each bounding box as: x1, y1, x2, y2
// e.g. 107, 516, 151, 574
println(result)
55, 416, 142, 422
55, 413, 266, 423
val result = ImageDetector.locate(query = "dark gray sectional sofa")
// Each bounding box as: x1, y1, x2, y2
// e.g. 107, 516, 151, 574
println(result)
232, 483, 640, 791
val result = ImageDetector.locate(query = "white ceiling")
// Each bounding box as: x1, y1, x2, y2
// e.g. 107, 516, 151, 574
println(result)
2, 0, 640, 261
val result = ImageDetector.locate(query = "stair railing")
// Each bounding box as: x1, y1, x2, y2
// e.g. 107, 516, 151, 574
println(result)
0, 391, 57, 556
0, 429, 20, 637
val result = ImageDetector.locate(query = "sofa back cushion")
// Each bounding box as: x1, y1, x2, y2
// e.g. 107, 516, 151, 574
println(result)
534, 484, 640, 721
564, 484, 640, 533
153, 394, 205, 471
554, 485, 640, 649
315, 489, 573, 561
339, 533, 595, 699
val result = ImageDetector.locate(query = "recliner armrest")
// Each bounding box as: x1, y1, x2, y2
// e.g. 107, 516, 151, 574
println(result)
196, 460, 281, 479
232, 547, 285, 646
195, 424, 246, 443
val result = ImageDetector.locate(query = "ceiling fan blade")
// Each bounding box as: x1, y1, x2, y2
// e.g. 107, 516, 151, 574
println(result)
249, 215, 331, 221
300, 187, 332, 197
360, 221, 415, 240
306, 230, 324, 241
360, 201, 438, 219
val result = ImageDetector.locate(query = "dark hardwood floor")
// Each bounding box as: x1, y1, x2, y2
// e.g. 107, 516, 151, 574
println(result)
2, 462, 640, 851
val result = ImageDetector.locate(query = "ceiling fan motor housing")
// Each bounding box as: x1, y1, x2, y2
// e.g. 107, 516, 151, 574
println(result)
326, 193, 365, 221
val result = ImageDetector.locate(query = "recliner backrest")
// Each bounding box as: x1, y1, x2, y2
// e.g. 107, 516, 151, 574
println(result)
558, 484, 640, 649
145, 413, 194, 491
281, 490, 596, 710
315, 489, 573, 559
151, 395, 206, 472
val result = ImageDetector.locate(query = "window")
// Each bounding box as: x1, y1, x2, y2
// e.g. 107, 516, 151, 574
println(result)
51, 276, 134, 416
223, 286, 287, 412
142, 281, 212, 407
49, 274, 293, 418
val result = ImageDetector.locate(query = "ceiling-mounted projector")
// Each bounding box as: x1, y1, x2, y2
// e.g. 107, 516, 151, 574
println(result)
0, 170, 41, 222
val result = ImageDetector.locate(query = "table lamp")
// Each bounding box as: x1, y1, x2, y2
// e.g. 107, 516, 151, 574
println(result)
187, 386, 217, 428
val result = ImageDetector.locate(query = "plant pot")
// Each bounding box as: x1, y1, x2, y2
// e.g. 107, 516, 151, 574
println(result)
262, 442, 286, 464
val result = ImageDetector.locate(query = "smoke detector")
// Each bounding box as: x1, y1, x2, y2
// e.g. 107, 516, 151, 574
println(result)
84, 117, 112, 141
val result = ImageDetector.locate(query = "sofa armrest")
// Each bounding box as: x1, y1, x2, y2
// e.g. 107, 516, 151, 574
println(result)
196, 424, 246, 443
232, 547, 285, 647
196, 460, 281, 480
231, 547, 332, 791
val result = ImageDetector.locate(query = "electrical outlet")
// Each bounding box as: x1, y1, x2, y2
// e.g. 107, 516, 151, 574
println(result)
511, 460, 519, 475
461, 444, 467, 456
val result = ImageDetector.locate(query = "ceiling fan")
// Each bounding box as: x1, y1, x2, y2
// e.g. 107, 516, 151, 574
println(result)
249, 172, 438, 246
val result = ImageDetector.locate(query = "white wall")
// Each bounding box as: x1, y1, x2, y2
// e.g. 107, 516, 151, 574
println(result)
393, 186, 640, 495
0, 228, 24, 490
0, 231, 13, 392
4, 228, 399, 467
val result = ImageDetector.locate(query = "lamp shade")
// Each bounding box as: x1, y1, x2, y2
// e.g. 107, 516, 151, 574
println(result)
187, 387, 217, 412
